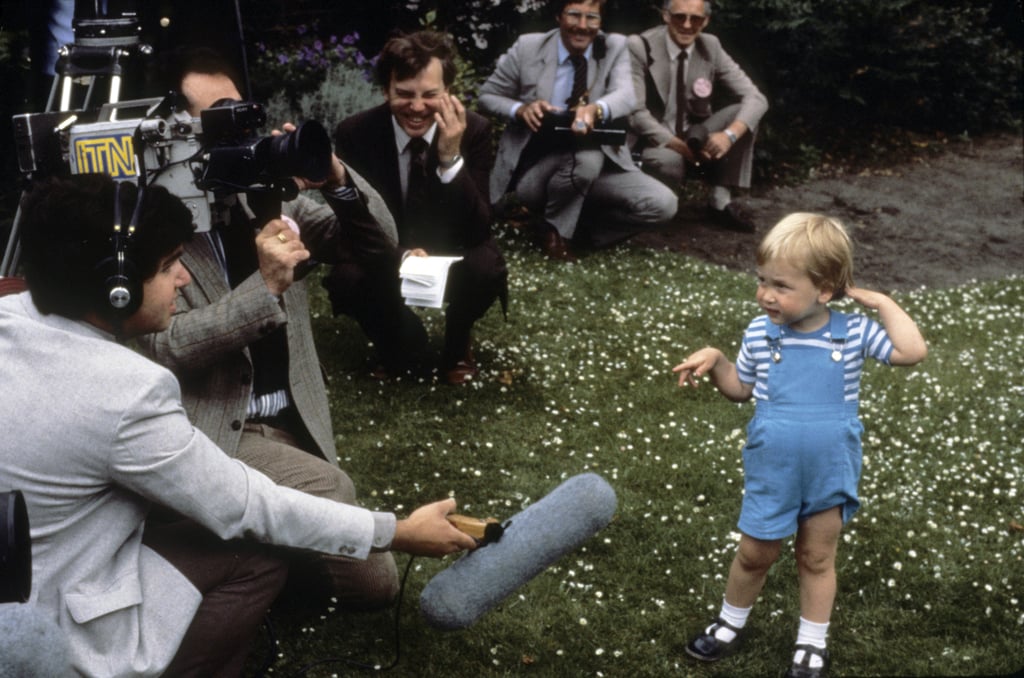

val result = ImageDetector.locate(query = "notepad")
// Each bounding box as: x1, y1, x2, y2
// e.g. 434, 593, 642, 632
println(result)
399, 255, 463, 308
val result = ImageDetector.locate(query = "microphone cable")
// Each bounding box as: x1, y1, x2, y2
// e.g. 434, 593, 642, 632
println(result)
253, 555, 419, 677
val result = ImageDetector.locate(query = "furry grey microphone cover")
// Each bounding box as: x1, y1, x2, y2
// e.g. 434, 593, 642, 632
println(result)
0, 603, 72, 676
420, 473, 617, 630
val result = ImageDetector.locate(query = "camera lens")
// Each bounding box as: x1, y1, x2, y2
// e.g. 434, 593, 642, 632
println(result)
685, 123, 709, 154
267, 120, 332, 183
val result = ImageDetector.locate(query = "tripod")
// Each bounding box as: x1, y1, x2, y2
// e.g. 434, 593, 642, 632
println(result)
1, 12, 152, 279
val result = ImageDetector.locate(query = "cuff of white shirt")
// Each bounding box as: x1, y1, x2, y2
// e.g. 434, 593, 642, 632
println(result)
436, 157, 464, 183
371, 511, 397, 552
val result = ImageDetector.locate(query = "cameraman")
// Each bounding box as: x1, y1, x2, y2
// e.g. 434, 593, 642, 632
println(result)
477, 0, 678, 262
136, 48, 404, 608
0, 174, 474, 676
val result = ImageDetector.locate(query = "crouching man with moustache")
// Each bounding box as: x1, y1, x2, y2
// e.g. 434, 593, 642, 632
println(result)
0, 174, 475, 677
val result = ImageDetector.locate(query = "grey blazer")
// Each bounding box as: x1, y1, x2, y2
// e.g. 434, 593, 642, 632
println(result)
0, 292, 381, 677
628, 27, 768, 148
478, 29, 638, 203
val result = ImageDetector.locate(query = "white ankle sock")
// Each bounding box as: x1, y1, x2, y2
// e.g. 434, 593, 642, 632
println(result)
712, 599, 751, 642
709, 186, 732, 211
794, 617, 829, 668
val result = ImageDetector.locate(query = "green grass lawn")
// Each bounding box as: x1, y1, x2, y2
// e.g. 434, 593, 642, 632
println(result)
259, 225, 1023, 677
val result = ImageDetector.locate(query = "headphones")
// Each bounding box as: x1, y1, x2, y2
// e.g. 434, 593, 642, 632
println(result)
96, 181, 144, 319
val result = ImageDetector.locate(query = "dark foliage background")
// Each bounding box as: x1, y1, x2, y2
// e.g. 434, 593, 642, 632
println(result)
1, 0, 1021, 224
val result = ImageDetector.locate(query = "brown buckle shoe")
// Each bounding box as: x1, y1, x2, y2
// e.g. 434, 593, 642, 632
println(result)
538, 227, 577, 262
445, 356, 479, 385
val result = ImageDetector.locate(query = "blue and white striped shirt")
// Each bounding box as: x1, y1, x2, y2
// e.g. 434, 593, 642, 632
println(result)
736, 312, 893, 402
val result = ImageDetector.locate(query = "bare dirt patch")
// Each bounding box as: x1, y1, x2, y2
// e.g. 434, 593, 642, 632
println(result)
631, 133, 1023, 292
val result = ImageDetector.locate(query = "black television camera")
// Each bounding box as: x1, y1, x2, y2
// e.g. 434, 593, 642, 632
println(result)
1, 490, 31, 604
684, 122, 710, 155
540, 111, 628, 148
195, 99, 332, 205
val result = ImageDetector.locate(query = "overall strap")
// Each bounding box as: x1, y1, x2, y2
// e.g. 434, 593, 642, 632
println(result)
829, 310, 848, 342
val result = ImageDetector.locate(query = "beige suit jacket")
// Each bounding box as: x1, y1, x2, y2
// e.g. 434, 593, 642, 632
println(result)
0, 293, 381, 677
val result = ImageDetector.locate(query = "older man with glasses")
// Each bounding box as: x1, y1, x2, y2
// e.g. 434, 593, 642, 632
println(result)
628, 0, 768, 232
479, 0, 678, 262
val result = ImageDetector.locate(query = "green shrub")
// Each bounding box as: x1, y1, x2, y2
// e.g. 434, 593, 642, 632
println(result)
708, 0, 1022, 180
263, 62, 382, 130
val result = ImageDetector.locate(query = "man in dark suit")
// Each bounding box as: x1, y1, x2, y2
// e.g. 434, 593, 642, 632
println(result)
325, 30, 507, 385
629, 0, 768, 231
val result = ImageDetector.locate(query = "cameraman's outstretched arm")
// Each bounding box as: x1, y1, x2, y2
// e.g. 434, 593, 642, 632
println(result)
284, 167, 400, 269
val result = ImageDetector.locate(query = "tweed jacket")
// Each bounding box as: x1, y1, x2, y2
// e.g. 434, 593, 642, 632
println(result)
0, 292, 380, 677
478, 29, 638, 203
138, 171, 395, 466
627, 27, 768, 148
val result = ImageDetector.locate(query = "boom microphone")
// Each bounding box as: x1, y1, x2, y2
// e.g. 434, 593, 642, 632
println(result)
419, 473, 617, 630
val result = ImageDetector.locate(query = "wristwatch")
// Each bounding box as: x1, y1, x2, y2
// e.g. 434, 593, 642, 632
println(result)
723, 129, 738, 144
438, 154, 462, 170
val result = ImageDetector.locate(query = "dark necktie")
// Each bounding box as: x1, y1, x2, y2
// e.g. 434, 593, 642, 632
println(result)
406, 137, 429, 210
567, 54, 588, 109
675, 49, 688, 136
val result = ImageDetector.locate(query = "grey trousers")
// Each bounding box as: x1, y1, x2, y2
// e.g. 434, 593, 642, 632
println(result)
514, 147, 678, 240
639, 103, 757, 191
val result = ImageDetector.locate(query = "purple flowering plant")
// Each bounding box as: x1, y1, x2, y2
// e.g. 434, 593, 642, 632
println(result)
250, 22, 377, 104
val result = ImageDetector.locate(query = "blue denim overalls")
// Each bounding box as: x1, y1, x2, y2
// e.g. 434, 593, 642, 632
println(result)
738, 311, 864, 540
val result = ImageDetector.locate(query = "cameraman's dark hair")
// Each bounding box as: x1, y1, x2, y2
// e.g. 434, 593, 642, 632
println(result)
375, 30, 458, 89
20, 174, 194, 320
161, 45, 245, 99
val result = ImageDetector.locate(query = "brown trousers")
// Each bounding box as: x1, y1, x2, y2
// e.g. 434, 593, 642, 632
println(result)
147, 423, 399, 676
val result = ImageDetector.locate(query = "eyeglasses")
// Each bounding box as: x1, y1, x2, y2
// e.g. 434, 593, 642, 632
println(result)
563, 9, 602, 26
667, 12, 707, 28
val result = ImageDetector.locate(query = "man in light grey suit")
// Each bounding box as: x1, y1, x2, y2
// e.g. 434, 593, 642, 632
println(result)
138, 48, 402, 608
629, 0, 768, 232
478, 0, 677, 261
0, 174, 475, 676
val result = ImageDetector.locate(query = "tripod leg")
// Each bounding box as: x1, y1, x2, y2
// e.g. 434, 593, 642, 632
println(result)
1, 202, 25, 278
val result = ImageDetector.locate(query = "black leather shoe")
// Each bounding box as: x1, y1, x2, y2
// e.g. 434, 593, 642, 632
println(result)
711, 202, 756, 233
785, 644, 829, 678
684, 618, 743, 662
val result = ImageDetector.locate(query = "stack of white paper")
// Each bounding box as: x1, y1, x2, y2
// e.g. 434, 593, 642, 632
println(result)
399, 255, 463, 308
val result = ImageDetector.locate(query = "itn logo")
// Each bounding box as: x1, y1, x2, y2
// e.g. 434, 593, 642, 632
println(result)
73, 134, 137, 178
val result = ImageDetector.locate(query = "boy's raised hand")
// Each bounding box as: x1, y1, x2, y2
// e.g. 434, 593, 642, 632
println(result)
672, 347, 723, 388
844, 285, 889, 310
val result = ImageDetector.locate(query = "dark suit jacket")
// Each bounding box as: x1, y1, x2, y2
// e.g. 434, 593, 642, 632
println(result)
335, 103, 493, 255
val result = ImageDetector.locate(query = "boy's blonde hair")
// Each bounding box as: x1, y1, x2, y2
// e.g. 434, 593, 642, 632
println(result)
757, 213, 854, 300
